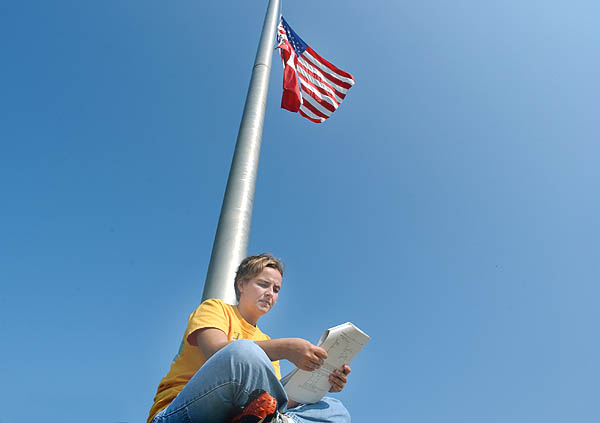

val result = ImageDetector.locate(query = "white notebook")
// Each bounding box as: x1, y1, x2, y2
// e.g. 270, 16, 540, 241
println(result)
282, 322, 370, 404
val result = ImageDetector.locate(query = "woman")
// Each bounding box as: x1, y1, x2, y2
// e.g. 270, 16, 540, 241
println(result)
148, 254, 351, 423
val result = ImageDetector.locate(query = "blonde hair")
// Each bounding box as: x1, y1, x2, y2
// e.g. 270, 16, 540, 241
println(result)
234, 253, 284, 301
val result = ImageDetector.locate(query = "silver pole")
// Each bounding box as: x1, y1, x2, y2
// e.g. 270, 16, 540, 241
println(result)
202, 0, 281, 304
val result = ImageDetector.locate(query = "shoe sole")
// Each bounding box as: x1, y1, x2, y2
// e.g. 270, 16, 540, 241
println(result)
233, 391, 278, 423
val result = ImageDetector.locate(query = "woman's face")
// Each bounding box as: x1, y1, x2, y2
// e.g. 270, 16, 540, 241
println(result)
237, 267, 282, 325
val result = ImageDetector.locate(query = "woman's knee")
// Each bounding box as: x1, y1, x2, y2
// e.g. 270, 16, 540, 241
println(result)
321, 397, 351, 423
222, 339, 271, 366
289, 397, 351, 423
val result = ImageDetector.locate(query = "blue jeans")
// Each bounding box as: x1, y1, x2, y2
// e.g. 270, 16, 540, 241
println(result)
152, 339, 350, 423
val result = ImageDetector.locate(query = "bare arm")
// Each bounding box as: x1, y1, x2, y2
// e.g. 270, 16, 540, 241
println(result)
191, 329, 327, 372
255, 338, 327, 371
191, 328, 230, 360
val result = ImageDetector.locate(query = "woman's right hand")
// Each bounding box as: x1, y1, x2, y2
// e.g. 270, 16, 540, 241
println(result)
285, 338, 328, 371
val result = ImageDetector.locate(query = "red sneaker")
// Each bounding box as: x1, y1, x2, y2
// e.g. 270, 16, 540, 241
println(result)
232, 389, 278, 423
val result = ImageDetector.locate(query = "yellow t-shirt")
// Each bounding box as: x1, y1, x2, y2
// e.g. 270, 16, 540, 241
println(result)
147, 298, 281, 422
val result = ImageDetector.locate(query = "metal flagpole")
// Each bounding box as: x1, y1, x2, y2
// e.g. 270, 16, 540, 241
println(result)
201, 0, 281, 304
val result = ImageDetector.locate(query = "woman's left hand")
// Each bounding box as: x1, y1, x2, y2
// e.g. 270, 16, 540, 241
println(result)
328, 364, 351, 392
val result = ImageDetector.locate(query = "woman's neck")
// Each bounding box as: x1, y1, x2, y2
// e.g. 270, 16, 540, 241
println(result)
236, 303, 258, 326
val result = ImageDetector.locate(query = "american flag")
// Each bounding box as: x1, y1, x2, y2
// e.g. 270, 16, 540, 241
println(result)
276, 17, 355, 123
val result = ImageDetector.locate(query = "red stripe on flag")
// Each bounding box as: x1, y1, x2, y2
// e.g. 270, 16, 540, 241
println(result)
300, 102, 328, 122
301, 94, 331, 119
297, 66, 347, 104
302, 54, 354, 91
297, 52, 351, 89
299, 109, 324, 123
299, 80, 337, 113
298, 74, 340, 108
301, 86, 336, 114
296, 58, 346, 101
305, 46, 355, 81
297, 71, 339, 105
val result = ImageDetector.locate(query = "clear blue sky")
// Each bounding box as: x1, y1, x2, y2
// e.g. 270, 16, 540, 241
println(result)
1, 1, 599, 422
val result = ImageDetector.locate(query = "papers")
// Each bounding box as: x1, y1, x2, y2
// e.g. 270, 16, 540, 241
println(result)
282, 322, 370, 404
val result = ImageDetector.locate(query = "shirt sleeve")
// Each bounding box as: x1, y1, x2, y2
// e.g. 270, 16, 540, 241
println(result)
185, 299, 230, 344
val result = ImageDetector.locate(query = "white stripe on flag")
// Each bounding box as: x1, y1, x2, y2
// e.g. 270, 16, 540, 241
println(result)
299, 78, 338, 110
296, 66, 342, 106
300, 105, 326, 122
301, 91, 334, 117
297, 56, 349, 97
303, 50, 355, 86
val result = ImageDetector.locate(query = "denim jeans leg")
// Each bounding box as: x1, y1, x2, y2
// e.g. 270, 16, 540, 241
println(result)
286, 397, 351, 423
154, 339, 288, 423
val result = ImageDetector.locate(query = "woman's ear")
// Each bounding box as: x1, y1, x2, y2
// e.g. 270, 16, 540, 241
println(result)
236, 278, 244, 296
